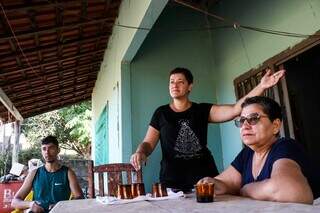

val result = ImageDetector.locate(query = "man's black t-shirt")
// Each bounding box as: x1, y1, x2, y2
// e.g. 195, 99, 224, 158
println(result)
150, 102, 218, 190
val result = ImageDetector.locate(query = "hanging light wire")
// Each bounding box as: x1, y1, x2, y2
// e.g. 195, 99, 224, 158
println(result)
2, 0, 316, 78
173, 0, 319, 38
43, 0, 320, 38
0, 2, 44, 81
0, 0, 314, 81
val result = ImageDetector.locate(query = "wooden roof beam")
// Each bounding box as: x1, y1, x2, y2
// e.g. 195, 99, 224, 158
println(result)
0, 49, 104, 75
0, 61, 100, 85
0, 88, 23, 121
13, 79, 94, 100
0, 16, 115, 40
6, 73, 97, 99
0, 94, 88, 121
21, 94, 91, 118
0, 34, 109, 59
0, 0, 107, 13
15, 84, 94, 107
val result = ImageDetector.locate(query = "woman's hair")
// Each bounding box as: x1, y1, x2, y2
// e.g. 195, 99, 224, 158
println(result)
241, 96, 282, 121
169, 67, 193, 84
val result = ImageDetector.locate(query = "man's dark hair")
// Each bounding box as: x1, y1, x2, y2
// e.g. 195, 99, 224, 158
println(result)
241, 96, 282, 121
169, 67, 193, 84
41, 135, 59, 146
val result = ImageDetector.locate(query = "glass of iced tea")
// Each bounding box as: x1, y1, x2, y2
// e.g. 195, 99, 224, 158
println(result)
117, 184, 133, 199
195, 183, 214, 203
131, 183, 145, 197
152, 183, 168, 197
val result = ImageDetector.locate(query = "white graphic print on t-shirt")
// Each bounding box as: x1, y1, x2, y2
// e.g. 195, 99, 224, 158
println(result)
174, 119, 202, 159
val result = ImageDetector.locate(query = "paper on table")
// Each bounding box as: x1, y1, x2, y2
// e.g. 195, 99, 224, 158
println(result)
314, 197, 320, 206
145, 190, 184, 201
9, 163, 26, 176
96, 190, 184, 205
96, 195, 147, 205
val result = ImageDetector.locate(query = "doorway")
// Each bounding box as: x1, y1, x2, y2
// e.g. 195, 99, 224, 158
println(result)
281, 43, 320, 198
282, 44, 320, 164
233, 35, 320, 198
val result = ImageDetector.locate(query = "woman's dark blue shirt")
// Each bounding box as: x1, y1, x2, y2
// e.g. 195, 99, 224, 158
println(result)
231, 138, 318, 198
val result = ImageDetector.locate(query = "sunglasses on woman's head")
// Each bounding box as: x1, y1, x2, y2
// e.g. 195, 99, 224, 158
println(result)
234, 113, 269, 128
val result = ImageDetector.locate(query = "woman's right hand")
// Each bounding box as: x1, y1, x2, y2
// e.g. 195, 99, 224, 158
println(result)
130, 152, 147, 171
197, 177, 215, 185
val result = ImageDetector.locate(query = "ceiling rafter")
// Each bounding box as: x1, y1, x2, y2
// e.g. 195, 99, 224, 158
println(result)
0, 61, 100, 84
0, 34, 109, 59
20, 93, 91, 118
0, 16, 115, 40
0, 0, 109, 13
0, 48, 105, 74
0, 0, 122, 123
14, 80, 95, 105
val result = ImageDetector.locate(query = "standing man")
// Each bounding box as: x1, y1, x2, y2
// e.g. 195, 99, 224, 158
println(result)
11, 136, 83, 213
130, 67, 285, 192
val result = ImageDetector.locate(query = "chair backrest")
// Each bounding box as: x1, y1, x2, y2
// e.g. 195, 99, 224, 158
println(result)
87, 161, 142, 198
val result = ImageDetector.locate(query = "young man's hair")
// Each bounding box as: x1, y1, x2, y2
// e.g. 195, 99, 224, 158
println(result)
241, 96, 283, 121
41, 135, 59, 146
169, 67, 193, 84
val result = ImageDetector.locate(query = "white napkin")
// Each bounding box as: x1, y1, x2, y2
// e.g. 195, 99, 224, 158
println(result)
96, 190, 184, 205
314, 197, 320, 206
145, 190, 184, 201
96, 195, 147, 205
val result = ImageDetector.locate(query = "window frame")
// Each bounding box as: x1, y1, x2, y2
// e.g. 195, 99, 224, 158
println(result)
233, 31, 320, 138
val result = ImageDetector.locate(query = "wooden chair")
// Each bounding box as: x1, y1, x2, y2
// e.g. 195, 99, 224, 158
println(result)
87, 161, 143, 198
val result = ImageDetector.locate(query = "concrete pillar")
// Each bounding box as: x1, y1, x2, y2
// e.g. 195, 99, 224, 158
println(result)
11, 121, 21, 164
0, 120, 5, 154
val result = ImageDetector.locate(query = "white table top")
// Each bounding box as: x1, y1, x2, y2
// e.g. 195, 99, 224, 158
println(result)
51, 194, 320, 213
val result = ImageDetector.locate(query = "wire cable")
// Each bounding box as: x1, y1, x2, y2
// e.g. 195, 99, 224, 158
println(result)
237, 28, 252, 69
43, 0, 320, 38
0, 2, 44, 81
173, 0, 320, 38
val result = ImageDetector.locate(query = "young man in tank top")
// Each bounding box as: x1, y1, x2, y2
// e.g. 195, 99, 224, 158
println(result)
11, 136, 84, 213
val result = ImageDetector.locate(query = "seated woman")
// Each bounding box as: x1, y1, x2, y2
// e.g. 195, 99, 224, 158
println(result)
198, 96, 316, 204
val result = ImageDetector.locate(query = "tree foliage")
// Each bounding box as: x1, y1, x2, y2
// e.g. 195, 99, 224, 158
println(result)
0, 151, 11, 176
22, 101, 92, 159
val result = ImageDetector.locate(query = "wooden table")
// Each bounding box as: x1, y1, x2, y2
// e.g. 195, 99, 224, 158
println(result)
51, 194, 320, 213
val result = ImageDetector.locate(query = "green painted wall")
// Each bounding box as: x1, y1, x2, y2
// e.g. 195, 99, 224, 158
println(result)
91, 0, 320, 193
210, 0, 320, 168
92, 0, 167, 163
130, 5, 223, 191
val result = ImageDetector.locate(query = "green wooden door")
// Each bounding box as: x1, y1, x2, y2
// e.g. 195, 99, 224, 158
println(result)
94, 104, 108, 165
